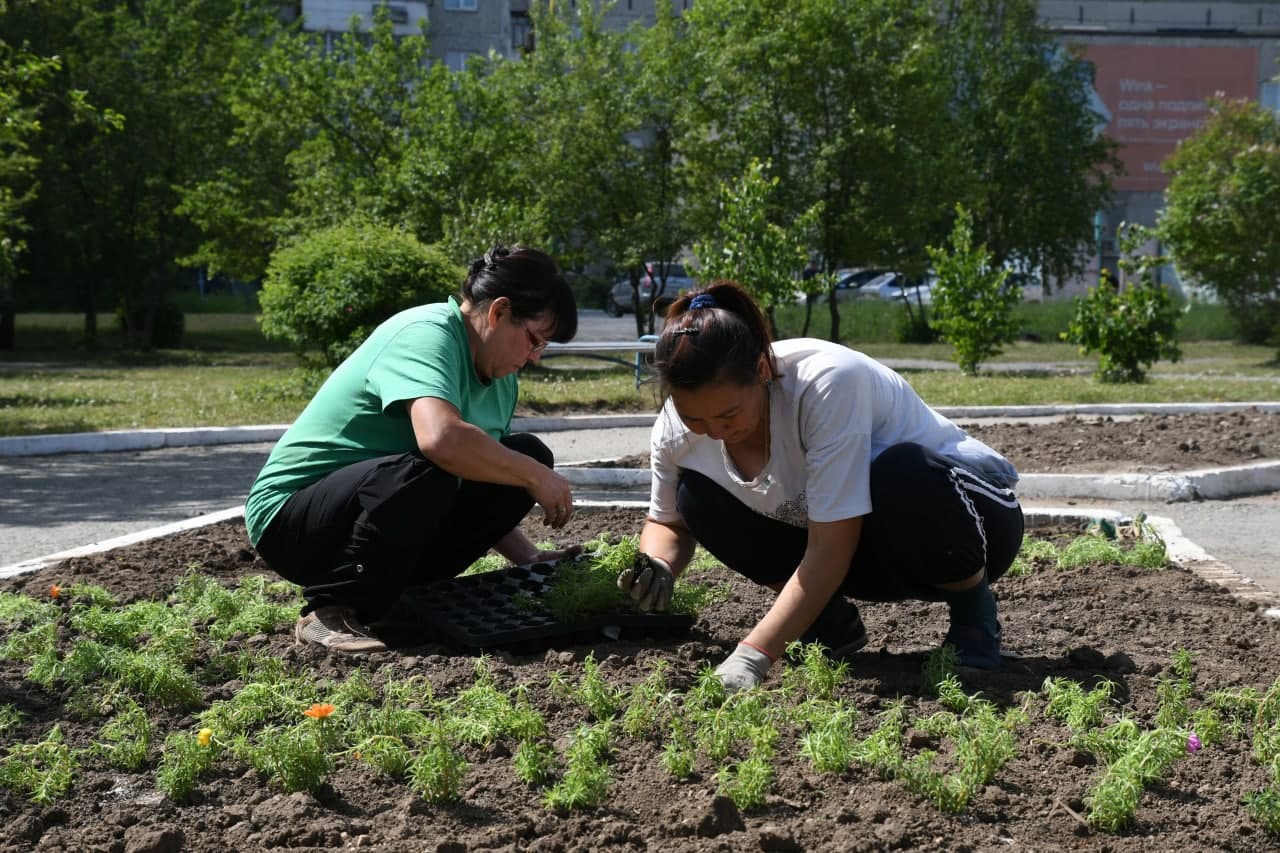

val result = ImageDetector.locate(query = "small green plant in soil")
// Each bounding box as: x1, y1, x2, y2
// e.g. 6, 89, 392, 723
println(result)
0, 726, 78, 805
1043, 676, 1118, 734
1085, 726, 1190, 832
408, 722, 469, 804
543, 721, 613, 811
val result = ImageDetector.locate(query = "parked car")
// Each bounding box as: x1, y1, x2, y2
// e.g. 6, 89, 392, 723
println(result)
794, 267, 891, 304
604, 262, 694, 316
873, 272, 935, 306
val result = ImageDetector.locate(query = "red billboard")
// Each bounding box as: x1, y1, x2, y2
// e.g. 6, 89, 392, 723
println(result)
1082, 45, 1259, 191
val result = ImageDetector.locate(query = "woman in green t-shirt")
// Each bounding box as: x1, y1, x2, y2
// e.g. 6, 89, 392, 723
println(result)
248, 247, 581, 653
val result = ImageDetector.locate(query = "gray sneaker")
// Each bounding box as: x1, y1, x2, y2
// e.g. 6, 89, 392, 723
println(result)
295, 606, 388, 654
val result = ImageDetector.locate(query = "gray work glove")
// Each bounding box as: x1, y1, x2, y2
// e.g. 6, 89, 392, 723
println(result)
616, 553, 674, 612
714, 643, 774, 693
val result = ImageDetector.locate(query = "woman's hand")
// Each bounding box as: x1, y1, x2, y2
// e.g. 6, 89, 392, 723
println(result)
529, 467, 575, 529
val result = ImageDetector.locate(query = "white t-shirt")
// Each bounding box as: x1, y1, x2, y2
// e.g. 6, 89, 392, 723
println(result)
649, 339, 1017, 528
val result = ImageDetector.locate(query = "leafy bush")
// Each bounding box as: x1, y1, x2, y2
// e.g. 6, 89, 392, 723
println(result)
260, 221, 461, 367
927, 206, 1022, 375
1063, 228, 1183, 383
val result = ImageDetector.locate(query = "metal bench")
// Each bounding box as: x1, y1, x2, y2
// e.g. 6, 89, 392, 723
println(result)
542, 335, 658, 388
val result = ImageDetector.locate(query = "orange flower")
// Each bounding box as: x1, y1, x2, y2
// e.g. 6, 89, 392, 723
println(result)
49, 584, 62, 599
303, 702, 336, 720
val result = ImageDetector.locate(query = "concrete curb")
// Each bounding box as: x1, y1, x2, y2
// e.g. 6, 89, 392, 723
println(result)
3, 502, 1275, 620
556, 460, 1280, 503
2, 401, 1279, 458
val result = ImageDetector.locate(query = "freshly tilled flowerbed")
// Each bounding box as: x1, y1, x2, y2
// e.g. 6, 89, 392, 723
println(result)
0, 508, 1278, 852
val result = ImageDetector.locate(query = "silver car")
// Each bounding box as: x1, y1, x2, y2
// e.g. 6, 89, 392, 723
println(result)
604, 262, 693, 316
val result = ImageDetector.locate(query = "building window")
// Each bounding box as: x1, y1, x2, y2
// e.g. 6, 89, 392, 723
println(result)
446, 51, 475, 72
1262, 82, 1280, 116
443, 0, 478, 10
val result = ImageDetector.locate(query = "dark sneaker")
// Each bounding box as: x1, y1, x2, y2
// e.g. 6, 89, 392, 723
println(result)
943, 623, 1002, 670
942, 578, 1003, 669
295, 606, 388, 654
796, 597, 868, 661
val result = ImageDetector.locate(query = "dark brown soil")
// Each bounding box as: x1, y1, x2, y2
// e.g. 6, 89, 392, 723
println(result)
3, 499, 1279, 852
572, 408, 1280, 475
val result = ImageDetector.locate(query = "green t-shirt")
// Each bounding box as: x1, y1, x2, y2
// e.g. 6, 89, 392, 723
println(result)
244, 297, 517, 545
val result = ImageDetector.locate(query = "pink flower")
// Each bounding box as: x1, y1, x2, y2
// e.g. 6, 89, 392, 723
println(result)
1187, 733, 1202, 753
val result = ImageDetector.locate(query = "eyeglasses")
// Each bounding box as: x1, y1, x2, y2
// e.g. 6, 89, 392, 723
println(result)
523, 323, 548, 354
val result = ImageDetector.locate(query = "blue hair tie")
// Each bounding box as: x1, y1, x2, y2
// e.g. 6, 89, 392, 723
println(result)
689, 293, 718, 310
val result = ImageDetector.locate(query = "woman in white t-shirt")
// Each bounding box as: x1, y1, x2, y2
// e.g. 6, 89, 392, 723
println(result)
616, 281, 1023, 691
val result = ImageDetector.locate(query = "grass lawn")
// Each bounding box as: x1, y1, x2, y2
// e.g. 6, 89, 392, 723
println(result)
1, 309, 1277, 436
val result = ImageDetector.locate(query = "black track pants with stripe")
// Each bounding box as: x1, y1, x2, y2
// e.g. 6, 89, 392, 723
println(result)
675, 441, 1024, 602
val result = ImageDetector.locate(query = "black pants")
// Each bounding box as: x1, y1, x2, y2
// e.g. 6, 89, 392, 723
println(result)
254, 433, 551, 620
676, 442, 1023, 602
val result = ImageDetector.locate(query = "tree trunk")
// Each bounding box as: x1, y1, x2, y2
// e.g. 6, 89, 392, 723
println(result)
0, 285, 15, 350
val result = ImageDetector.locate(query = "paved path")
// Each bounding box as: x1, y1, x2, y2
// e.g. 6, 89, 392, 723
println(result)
4, 421, 1280, 599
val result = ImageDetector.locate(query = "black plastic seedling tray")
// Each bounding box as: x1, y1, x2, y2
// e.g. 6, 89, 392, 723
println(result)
407, 559, 693, 654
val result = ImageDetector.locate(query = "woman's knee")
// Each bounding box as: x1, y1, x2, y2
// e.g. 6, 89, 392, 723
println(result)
503, 432, 554, 468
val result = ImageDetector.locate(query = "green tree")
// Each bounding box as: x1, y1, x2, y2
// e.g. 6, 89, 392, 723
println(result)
693, 158, 818, 335
1063, 225, 1182, 383
181, 7, 454, 285
935, 0, 1120, 284
10, 0, 279, 346
494, 1, 693, 336
927, 206, 1020, 376
1160, 96, 1280, 344
681, 0, 948, 343
0, 4, 59, 348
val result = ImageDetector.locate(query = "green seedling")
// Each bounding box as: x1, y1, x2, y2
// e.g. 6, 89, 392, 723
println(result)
1073, 715, 1141, 764
461, 553, 508, 576
782, 641, 849, 700
716, 753, 772, 811
543, 722, 613, 811
900, 751, 970, 813
899, 692, 1020, 813
538, 535, 728, 622
1155, 650, 1197, 729
1007, 536, 1059, 577
852, 701, 908, 779
1085, 726, 1188, 832
513, 738, 557, 785
94, 699, 153, 771
799, 704, 858, 773
621, 659, 675, 739
450, 658, 524, 746
156, 727, 219, 801
0, 590, 59, 629
241, 719, 335, 794
354, 735, 414, 780
551, 653, 625, 722
1043, 676, 1117, 734
1245, 788, 1280, 835
0, 704, 23, 739
662, 718, 696, 780
934, 675, 973, 713
1056, 535, 1123, 569
921, 645, 961, 697
172, 573, 301, 645
408, 723, 468, 804
0, 725, 78, 805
